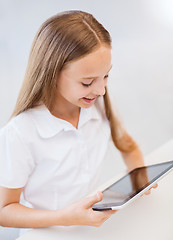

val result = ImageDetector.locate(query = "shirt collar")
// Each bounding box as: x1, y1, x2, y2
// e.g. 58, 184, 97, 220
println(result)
30, 102, 100, 138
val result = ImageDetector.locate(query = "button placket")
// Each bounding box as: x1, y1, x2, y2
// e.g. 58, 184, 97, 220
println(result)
76, 130, 90, 178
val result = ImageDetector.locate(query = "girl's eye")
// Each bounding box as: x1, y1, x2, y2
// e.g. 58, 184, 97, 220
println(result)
82, 75, 109, 87
82, 82, 92, 87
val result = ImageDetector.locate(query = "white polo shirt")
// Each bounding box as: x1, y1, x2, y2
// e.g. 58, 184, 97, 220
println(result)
0, 98, 111, 210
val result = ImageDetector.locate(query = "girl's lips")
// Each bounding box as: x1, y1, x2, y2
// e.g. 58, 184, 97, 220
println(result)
82, 97, 96, 103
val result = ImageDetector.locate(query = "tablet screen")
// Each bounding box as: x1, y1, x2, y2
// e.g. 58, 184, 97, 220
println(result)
93, 160, 173, 209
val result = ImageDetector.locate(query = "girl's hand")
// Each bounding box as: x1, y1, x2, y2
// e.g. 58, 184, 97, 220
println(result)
60, 191, 117, 227
142, 183, 158, 196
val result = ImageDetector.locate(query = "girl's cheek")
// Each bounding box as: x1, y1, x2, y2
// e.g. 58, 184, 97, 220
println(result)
78, 88, 91, 97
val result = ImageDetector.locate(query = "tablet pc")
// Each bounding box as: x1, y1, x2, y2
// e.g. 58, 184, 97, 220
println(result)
92, 160, 173, 211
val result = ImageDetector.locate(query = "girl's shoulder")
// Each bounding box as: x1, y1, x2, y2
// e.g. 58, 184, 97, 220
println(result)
0, 105, 65, 141
0, 106, 45, 141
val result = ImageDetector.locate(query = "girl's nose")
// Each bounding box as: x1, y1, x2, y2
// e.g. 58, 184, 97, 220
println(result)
93, 79, 106, 96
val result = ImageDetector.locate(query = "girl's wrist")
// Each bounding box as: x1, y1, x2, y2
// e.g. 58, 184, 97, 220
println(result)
53, 208, 72, 226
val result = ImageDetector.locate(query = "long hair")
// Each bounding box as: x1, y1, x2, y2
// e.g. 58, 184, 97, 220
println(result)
11, 10, 137, 152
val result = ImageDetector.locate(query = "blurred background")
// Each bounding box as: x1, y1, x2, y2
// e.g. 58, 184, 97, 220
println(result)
0, 0, 173, 239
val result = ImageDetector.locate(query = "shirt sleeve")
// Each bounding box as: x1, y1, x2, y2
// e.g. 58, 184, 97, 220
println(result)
0, 124, 35, 188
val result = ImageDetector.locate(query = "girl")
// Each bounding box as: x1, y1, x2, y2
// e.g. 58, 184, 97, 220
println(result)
0, 10, 150, 231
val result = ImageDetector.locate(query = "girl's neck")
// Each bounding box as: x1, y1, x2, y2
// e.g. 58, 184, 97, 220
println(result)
50, 100, 80, 129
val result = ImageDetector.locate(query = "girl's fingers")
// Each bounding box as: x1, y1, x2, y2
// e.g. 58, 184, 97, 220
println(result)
82, 191, 103, 209
103, 210, 117, 215
110, 210, 117, 214
93, 209, 117, 220
144, 189, 151, 195
152, 183, 158, 188
143, 183, 158, 196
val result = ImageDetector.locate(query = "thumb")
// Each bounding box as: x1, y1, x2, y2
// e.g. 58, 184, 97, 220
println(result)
83, 191, 103, 209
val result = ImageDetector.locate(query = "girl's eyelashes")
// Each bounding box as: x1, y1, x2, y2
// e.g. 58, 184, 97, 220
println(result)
82, 75, 109, 87
82, 82, 93, 87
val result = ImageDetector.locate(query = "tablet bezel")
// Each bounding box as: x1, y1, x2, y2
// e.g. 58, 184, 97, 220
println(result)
92, 160, 173, 211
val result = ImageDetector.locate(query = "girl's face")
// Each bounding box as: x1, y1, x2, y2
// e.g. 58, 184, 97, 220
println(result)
55, 45, 112, 111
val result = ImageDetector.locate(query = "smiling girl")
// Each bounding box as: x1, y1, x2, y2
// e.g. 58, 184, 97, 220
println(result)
0, 10, 146, 231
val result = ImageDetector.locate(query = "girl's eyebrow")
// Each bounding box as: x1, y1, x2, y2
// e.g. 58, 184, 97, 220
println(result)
81, 65, 112, 80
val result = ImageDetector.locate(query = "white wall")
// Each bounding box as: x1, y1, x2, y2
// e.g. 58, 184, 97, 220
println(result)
0, 0, 173, 239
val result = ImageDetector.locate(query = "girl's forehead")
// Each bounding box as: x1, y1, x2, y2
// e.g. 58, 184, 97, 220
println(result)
63, 46, 112, 77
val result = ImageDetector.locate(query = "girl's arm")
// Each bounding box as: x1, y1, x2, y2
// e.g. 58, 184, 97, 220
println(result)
120, 145, 145, 171
120, 143, 158, 194
0, 187, 116, 228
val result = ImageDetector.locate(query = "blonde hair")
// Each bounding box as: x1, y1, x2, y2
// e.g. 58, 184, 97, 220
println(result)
11, 10, 137, 152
